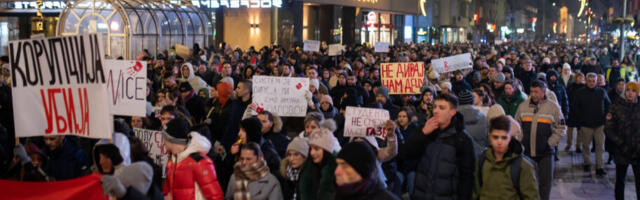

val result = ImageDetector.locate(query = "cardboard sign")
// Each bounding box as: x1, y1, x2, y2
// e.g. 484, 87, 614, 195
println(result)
175, 44, 190, 59
134, 128, 168, 177
328, 44, 343, 56
431, 53, 473, 73
344, 106, 390, 137
0, 174, 108, 200
252, 75, 309, 117
303, 40, 320, 52
374, 42, 390, 53
380, 62, 425, 94
10, 34, 113, 139
104, 59, 147, 116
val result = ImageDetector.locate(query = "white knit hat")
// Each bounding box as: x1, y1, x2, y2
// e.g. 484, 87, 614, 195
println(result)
308, 128, 341, 154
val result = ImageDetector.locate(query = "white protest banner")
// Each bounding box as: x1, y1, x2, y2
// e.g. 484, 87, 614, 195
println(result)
252, 75, 309, 117
374, 42, 390, 53
431, 53, 473, 73
380, 62, 425, 94
104, 59, 147, 116
344, 106, 390, 138
10, 34, 113, 139
303, 40, 320, 52
133, 128, 168, 177
328, 44, 343, 56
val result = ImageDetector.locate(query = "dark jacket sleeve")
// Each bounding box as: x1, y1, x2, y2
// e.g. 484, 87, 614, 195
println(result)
398, 126, 430, 160
456, 132, 476, 200
605, 103, 625, 148
603, 89, 611, 113
119, 186, 151, 200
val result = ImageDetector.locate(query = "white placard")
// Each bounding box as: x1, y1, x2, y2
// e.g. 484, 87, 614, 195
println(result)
303, 40, 320, 52
374, 42, 390, 53
328, 44, 343, 56
431, 53, 473, 73
104, 59, 147, 116
252, 75, 309, 117
344, 106, 390, 137
133, 128, 168, 177
10, 34, 113, 139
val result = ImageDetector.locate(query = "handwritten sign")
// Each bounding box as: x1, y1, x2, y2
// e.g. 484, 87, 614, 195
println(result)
374, 42, 389, 53
380, 62, 425, 94
328, 44, 343, 56
303, 40, 320, 52
10, 34, 113, 139
252, 75, 309, 117
431, 53, 473, 73
344, 106, 389, 137
134, 128, 168, 177
104, 59, 147, 116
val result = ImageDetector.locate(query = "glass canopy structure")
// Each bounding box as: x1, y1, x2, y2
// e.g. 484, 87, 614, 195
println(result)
58, 0, 210, 59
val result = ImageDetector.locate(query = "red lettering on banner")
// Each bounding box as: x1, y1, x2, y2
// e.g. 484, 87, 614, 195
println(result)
396, 63, 405, 77
381, 64, 393, 78
40, 88, 90, 136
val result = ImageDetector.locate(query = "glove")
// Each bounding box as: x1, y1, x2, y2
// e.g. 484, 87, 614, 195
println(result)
13, 144, 31, 165
204, 118, 212, 125
101, 175, 127, 198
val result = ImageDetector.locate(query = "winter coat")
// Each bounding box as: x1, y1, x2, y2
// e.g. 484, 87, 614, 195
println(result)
606, 97, 640, 164
546, 70, 570, 119
322, 106, 338, 119
264, 131, 290, 158
299, 152, 337, 200
206, 99, 232, 142
399, 113, 476, 200
458, 105, 489, 157
497, 91, 525, 117
566, 83, 585, 127
398, 122, 419, 173
473, 140, 539, 200
514, 98, 566, 158
42, 138, 89, 181
334, 178, 400, 200
163, 132, 224, 200
415, 102, 434, 124
180, 63, 211, 92
452, 79, 472, 95
515, 68, 536, 94
225, 172, 283, 200
279, 159, 304, 200
184, 94, 206, 123
369, 101, 400, 121
573, 86, 611, 128
222, 97, 252, 149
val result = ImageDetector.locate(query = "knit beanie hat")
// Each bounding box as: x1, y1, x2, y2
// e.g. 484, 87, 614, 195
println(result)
287, 137, 309, 157
440, 81, 452, 91
308, 128, 341, 154
241, 117, 263, 144
626, 82, 640, 93
337, 141, 377, 179
163, 118, 190, 145
376, 86, 390, 100
457, 90, 474, 105
492, 73, 506, 83
179, 82, 193, 92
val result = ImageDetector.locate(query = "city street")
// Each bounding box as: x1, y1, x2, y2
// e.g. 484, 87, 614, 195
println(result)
552, 132, 637, 200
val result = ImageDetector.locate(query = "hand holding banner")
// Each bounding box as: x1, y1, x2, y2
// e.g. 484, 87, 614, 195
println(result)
380, 62, 425, 94
344, 106, 390, 138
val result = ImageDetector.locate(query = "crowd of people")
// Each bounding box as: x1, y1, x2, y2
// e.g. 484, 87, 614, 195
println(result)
1, 40, 640, 200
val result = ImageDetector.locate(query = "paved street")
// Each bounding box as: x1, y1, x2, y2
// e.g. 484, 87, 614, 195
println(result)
552, 131, 637, 200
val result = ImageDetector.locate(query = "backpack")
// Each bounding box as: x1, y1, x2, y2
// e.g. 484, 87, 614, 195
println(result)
477, 150, 536, 199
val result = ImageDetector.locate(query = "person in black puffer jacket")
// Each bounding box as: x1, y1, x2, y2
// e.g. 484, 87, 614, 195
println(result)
546, 69, 569, 120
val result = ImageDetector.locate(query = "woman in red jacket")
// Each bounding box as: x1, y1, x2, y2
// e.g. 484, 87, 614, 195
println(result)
163, 118, 224, 200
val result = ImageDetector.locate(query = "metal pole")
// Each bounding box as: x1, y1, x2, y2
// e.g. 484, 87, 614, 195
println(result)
620, 0, 627, 61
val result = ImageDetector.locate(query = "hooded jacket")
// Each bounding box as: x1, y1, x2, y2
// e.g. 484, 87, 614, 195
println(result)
497, 89, 526, 117
546, 70, 569, 119
514, 98, 566, 157
399, 113, 476, 200
299, 151, 338, 200
473, 140, 539, 200
566, 83, 585, 127
163, 132, 224, 200
180, 63, 211, 92
458, 105, 489, 157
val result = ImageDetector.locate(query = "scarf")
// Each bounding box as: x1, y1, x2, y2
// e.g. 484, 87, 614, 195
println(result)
233, 160, 269, 200
335, 176, 379, 198
286, 165, 302, 200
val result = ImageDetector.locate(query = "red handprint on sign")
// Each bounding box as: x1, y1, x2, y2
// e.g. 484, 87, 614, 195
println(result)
127, 61, 144, 76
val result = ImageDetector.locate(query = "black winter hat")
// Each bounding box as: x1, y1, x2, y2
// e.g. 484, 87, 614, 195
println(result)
164, 118, 190, 145
337, 141, 377, 180
179, 82, 193, 92
240, 117, 263, 144
457, 90, 474, 105
94, 144, 124, 173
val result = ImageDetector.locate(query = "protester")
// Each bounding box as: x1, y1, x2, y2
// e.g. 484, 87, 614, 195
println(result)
41, 136, 89, 181
457, 90, 489, 157
225, 142, 282, 200
279, 137, 308, 200
514, 80, 566, 200
299, 125, 342, 200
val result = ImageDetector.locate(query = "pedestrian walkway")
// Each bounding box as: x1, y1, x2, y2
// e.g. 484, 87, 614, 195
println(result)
552, 134, 636, 200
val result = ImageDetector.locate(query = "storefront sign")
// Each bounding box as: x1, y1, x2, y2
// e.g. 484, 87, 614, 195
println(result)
344, 106, 389, 138
252, 76, 309, 117
381, 62, 425, 94
10, 34, 113, 139
431, 53, 473, 73
104, 60, 147, 116
190, 0, 282, 8
12, 1, 66, 9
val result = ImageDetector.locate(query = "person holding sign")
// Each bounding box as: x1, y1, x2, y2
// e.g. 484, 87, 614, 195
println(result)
398, 94, 476, 200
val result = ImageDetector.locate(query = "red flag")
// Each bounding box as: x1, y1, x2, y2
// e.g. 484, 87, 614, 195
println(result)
0, 174, 108, 200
